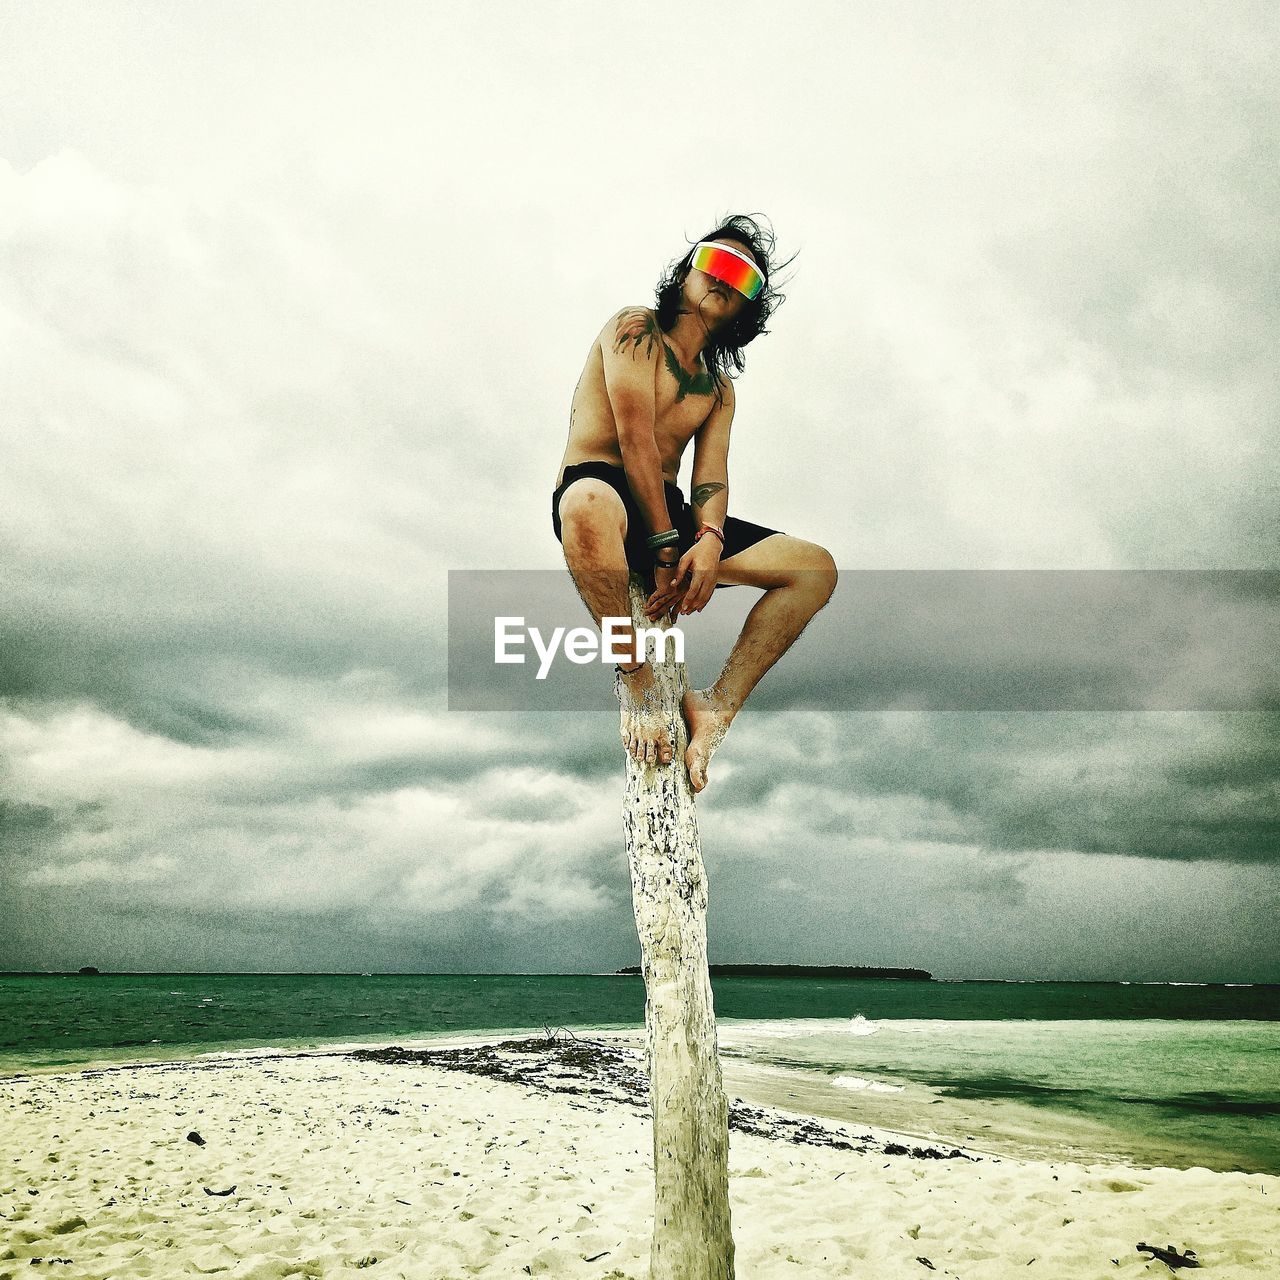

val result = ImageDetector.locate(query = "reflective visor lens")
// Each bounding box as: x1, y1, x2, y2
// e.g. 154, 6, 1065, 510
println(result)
690, 241, 765, 300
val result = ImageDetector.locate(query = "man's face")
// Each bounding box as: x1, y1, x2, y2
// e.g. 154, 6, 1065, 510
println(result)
684, 236, 760, 330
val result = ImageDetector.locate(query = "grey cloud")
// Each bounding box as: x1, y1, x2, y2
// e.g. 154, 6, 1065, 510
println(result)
710, 710, 1279, 866
0, 801, 59, 836
1, 3, 1276, 977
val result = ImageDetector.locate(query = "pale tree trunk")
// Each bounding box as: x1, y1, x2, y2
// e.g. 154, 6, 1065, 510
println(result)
620, 577, 735, 1280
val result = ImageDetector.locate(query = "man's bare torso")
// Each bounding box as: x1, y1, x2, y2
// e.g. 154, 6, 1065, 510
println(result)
555, 307, 722, 489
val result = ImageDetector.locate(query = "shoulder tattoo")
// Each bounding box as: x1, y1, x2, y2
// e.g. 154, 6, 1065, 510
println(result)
612, 308, 659, 360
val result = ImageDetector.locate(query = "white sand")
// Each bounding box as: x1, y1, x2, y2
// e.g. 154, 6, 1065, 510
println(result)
1, 1041, 1276, 1279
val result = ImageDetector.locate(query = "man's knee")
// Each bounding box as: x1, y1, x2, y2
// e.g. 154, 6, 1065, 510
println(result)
789, 542, 837, 603
558, 481, 627, 552
815, 547, 838, 602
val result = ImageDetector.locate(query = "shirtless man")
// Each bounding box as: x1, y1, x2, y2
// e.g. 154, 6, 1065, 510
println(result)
551, 215, 837, 792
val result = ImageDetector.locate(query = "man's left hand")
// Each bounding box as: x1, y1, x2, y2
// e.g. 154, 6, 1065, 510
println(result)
645, 562, 688, 623
647, 538, 721, 620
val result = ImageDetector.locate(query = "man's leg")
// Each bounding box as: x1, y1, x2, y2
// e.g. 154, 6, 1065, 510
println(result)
557, 480, 675, 768
682, 534, 837, 792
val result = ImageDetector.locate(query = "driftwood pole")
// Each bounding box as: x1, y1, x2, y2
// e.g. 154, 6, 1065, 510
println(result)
619, 576, 735, 1280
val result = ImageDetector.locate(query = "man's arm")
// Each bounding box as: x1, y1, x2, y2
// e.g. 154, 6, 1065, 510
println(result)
601, 308, 674, 539
690, 376, 734, 534
653, 376, 733, 616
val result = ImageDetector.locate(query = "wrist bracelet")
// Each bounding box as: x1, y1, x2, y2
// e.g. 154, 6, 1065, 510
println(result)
695, 523, 725, 546
645, 528, 680, 550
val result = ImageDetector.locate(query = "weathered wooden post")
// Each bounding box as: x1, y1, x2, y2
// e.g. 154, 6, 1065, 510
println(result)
618, 575, 735, 1280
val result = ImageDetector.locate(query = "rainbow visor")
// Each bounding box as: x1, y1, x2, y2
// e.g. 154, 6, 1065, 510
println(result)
690, 240, 765, 301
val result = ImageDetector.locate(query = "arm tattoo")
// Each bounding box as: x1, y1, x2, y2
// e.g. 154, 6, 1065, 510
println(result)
692, 481, 726, 510
612, 308, 659, 361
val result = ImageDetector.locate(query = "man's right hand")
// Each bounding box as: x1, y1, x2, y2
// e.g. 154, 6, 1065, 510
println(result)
646, 562, 690, 622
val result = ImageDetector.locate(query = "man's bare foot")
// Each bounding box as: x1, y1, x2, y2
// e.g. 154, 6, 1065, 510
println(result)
615, 664, 674, 768
681, 686, 735, 793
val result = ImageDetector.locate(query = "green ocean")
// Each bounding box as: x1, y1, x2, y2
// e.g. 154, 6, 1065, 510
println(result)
2, 973, 1276, 1175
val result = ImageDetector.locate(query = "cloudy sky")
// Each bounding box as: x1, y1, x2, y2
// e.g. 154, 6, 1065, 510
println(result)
1, 1, 1276, 980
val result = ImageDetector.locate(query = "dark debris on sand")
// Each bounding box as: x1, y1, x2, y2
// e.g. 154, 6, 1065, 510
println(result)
348, 1030, 978, 1162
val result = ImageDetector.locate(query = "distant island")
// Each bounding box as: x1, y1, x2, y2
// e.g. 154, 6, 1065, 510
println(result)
615, 964, 933, 981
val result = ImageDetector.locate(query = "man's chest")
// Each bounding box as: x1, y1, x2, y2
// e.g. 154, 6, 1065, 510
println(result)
653, 343, 717, 439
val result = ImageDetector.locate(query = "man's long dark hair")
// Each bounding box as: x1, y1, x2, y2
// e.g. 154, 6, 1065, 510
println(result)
654, 212, 793, 403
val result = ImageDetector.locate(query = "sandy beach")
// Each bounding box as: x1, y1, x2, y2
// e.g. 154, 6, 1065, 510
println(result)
2, 1032, 1276, 1279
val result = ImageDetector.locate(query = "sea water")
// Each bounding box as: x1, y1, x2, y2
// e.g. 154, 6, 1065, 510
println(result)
708, 1014, 1280, 1175
2, 973, 1275, 1173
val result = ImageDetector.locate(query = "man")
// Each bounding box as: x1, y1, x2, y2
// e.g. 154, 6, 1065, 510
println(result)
551, 214, 837, 792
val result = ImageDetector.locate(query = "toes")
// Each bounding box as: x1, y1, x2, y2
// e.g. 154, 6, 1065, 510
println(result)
685, 747, 705, 792
621, 720, 676, 769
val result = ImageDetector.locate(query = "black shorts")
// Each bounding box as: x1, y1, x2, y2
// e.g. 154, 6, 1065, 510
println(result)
551, 459, 784, 591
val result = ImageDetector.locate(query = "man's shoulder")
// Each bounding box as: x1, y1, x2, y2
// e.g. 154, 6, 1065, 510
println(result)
609, 303, 657, 322
705, 372, 735, 413
600, 304, 659, 333
600, 306, 662, 359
